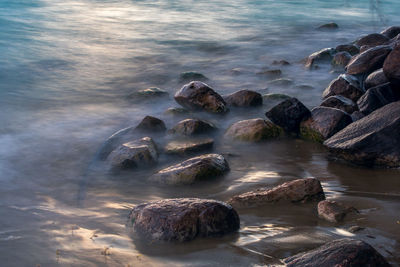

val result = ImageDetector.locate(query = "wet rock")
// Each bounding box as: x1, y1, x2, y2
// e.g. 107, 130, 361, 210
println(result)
135, 116, 166, 132
324, 101, 400, 167
263, 93, 291, 101
355, 33, 390, 48
284, 238, 390, 267
346, 45, 392, 75
179, 71, 208, 82
305, 48, 336, 69
300, 107, 352, 143
267, 78, 293, 87
128, 198, 240, 243
322, 74, 364, 101
331, 51, 352, 71
359, 45, 373, 53
336, 44, 360, 56
229, 178, 325, 208
317, 22, 339, 30
107, 137, 158, 170
224, 90, 263, 107
383, 43, 400, 84
265, 98, 311, 133
256, 69, 282, 78
272, 60, 290, 66
320, 95, 358, 114
164, 107, 189, 115
381, 26, 400, 39
357, 83, 400, 115
318, 200, 357, 223
149, 154, 229, 185
225, 118, 283, 142
174, 81, 228, 113
164, 139, 214, 155
170, 119, 216, 136
364, 69, 388, 89
296, 85, 314, 90
128, 87, 168, 100
348, 225, 365, 233
351, 111, 365, 122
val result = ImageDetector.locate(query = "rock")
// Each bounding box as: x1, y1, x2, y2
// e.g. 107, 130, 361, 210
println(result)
383, 43, 400, 84
127, 198, 240, 242
256, 69, 282, 78
348, 225, 365, 233
229, 178, 325, 208
230, 68, 245, 75
296, 85, 314, 90
336, 44, 360, 56
355, 33, 390, 47
300, 107, 352, 143
135, 116, 166, 132
305, 48, 336, 69
223, 90, 263, 107
267, 78, 294, 87
284, 238, 390, 267
331, 51, 352, 70
174, 81, 228, 113
322, 74, 364, 101
170, 119, 216, 136
357, 83, 400, 115
225, 118, 283, 142
265, 98, 311, 133
359, 45, 373, 53
381, 26, 400, 39
149, 154, 229, 185
324, 101, 400, 167
263, 93, 291, 101
272, 60, 290, 66
351, 111, 365, 122
164, 139, 214, 155
317, 22, 339, 30
128, 87, 168, 100
164, 107, 189, 115
318, 200, 357, 223
179, 71, 208, 82
107, 137, 158, 170
364, 69, 388, 89
346, 45, 392, 75
320, 95, 358, 114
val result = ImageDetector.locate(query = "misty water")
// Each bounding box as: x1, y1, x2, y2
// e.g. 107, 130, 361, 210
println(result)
1, 0, 400, 266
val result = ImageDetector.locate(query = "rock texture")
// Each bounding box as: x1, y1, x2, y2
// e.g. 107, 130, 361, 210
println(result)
224, 90, 262, 107
381, 26, 400, 39
355, 33, 390, 48
229, 178, 325, 208
346, 45, 392, 75
320, 95, 358, 114
164, 139, 214, 155
357, 83, 400, 115
170, 119, 216, 136
322, 74, 364, 102
364, 69, 388, 89
318, 200, 357, 223
335, 44, 359, 55
135, 116, 166, 132
383, 43, 400, 84
331, 51, 352, 70
305, 48, 336, 69
128, 198, 240, 242
225, 118, 282, 142
149, 154, 229, 185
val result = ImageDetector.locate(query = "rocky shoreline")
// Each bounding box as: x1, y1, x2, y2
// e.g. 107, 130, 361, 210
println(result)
98, 25, 400, 265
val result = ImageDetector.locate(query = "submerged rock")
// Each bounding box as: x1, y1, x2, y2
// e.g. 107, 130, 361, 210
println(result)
383, 43, 400, 84
357, 83, 400, 115
164, 139, 214, 155
324, 101, 400, 167
256, 69, 282, 78
107, 137, 158, 170
364, 68, 389, 89
346, 45, 392, 75
224, 89, 262, 107
284, 238, 390, 267
225, 118, 283, 142
318, 200, 358, 223
331, 51, 352, 71
149, 154, 229, 185
335, 44, 360, 56
128, 87, 168, 100
128, 198, 240, 243
263, 93, 291, 101
272, 60, 290, 66
267, 78, 294, 87
135, 116, 166, 132
300, 107, 352, 143
322, 74, 363, 102
305, 48, 336, 69
381, 26, 400, 39
355, 33, 390, 48
265, 98, 311, 133
317, 22, 339, 30
164, 107, 189, 115
229, 178, 325, 208
320, 95, 358, 114
170, 119, 216, 136
174, 81, 228, 113
179, 71, 208, 82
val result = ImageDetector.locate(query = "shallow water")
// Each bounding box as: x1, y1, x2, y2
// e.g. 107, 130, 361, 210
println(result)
1, 0, 400, 266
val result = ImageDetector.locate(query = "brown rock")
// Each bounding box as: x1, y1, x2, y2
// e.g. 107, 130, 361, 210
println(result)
322, 74, 364, 102
381, 26, 400, 39
223, 89, 262, 107
383, 43, 400, 84
135, 116, 166, 132
318, 200, 357, 223
331, 51, 352, 71
320, 95, 358, 114
170, 119, 216, 136
305, 48, 336, 69
364, 69, 388, 89
336, 44, 360, 56
164, 139, 214, 155
346, 45, 392, 75
351, 111, 365, 122
355, 33, 390, 47
225, 118, 283, 142
357, 83, 400, 115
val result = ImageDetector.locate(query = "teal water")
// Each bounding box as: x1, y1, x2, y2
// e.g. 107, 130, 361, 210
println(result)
0, 1, 400, 266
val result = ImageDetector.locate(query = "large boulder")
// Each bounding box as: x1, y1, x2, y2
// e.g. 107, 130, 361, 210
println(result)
170, 119, 216, 136
265, 98, 311, 133
331, 51, 352, 71
284, 238, 390, 267
320, 95, 358, 114
149, 154, 229, 185
322, 74, 363, 102
324, 101, 400, 167
223, 89, 262, 107
335, 44, 360, 55
318, 200, 358, 223
381, 26, 400, 39
164, 139, 214, 155
364, 68, 389, 89
300, 107, 352, 143
355, 33, 390, 48
346, 45, 392, 75
128, 198, 240, 243
174, 81, 228, 113
357, 83, 400, 115
225, 118, 283, 142
135, 116, 166, 132
305, 48, 336, 69
107, 137, 158, 170
229, 178, 325, 208
383, 43, 400, 84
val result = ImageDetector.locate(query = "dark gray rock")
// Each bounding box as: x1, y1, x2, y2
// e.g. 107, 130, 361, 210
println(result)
318, 200, 358, 223
263, 93, 291, 102
170, 119, 216, 136
149, 154, 229, 185
320, 95, 358, 114
364, 69, 389, 89
284, 238, 390, 267
256, 69, 282, 78
383, 43, 400, 84
174, 81, 228, 113
267, 78, 294, 87
381, 26, 400, 39
272, 60, 290, 66
336, 44, 360, 56
224, 90, 262, 107
324, 101, 400, 167
164, 139, 214, 155
346, 45, 392, 75
322, 74, 364, 101
357, 83, 400, 115
265, 98, 311, 133
300, 107, 352, 143
351, 111, 365, 122
355, 33, 390, 47
229, 178, 325, 208
128, 198, 240, 242
317, 22, 339, 30
305, 48, 336, 69
225, 118, 283, 142
179, 71, 208, 82
331, 51, 352, 71
135, 116, 166, 132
